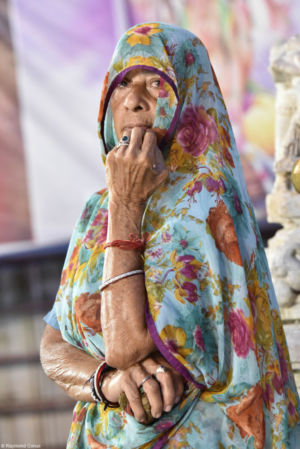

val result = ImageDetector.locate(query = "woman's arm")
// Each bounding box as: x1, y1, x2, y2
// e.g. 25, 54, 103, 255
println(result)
102, 199, 157, 369
40, 325, 98, 402
40, 325, 185, 423
102, 127, 168, 370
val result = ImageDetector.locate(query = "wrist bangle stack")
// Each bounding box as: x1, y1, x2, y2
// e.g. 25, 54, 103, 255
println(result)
89, 362, 119, 410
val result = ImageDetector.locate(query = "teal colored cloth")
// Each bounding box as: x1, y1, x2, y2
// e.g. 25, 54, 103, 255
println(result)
43, 307, 60, 330
52, 23, 300, 448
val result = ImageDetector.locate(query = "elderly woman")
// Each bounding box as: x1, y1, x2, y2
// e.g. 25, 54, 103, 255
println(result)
40, 23, 300, 448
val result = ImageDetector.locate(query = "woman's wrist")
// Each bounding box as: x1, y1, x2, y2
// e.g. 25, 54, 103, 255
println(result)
100, 369, 121, 403
108, 197, 145, 240
109, 196, 145, 217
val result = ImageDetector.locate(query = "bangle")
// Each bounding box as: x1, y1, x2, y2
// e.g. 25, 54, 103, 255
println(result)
89, 362, 119, 409
88, 361, 105, 403
96, 363, 119, 410
99, 269, 144, 292
104, 233, 146, 251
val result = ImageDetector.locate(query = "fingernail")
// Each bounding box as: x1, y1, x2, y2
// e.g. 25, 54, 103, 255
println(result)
154, 412, 161, 418
175, 396, 180, 403
165, 405, 172, 412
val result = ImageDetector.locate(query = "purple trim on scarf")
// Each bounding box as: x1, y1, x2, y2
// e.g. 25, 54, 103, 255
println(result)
100, 65, 180, 153
144, 300, 205, 390
152, 431, 169, 449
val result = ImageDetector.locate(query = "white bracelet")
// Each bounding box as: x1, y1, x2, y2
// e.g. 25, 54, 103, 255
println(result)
99, 269, 144, 292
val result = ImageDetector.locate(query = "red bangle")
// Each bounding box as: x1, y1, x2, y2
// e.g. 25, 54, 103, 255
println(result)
96, 363, 119, 410
104, 233, 146, 251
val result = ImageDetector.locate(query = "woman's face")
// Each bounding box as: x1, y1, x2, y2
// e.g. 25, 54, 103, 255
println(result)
110, 69, 161, 141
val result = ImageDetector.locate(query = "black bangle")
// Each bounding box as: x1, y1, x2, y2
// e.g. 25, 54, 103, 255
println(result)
98, 364, 119, 410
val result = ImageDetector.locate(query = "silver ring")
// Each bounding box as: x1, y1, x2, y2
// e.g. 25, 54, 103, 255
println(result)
155, 365, 167, 375
140, 374, 152, 388
116, 135, 130, 149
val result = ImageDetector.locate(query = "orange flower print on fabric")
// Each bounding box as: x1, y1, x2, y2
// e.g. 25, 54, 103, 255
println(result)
177, 106, 218, 157
87, 435, 109, 449
206, 200, 243, 266
126, 23, 162, 47
227, 384, 265, 449
97, 72, 109, 123
74, 292, 102, 335
60, 244, 80, 286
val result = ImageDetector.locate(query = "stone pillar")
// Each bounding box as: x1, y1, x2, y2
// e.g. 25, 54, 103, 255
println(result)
266, 34, 300, 392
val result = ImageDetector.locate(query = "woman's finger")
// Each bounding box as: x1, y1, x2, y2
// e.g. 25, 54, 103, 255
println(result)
139, 375, 163, 419
126, 127, 146, 156
154, 368, 176, 412
123, 379, 147, 423
140, 129, 157, 161
114, 129, 132, 156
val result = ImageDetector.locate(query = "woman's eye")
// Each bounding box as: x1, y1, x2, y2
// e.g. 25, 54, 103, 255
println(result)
119, 79, 129, 88
151, 79, 161, 88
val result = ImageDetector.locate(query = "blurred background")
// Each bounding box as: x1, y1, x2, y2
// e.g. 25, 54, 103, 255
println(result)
0, 0, 299, 446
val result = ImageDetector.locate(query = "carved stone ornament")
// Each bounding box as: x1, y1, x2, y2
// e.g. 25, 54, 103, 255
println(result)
266, 35, 300, 392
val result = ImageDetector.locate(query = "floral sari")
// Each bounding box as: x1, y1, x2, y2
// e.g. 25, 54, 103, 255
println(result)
53, 22, 300, 448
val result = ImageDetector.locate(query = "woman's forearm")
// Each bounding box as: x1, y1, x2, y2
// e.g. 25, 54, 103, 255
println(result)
40, 325, 100, 402
101, 198, 157, 369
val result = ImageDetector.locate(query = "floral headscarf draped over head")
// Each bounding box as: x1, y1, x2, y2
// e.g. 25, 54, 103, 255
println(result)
55, 22, 300, 448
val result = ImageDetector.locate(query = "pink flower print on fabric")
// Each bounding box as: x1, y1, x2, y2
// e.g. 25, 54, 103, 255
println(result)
182, 281, 198, 303
178, 255, 198, 279
233, 191, 243, 214
83, 208, 108, 248
194, 325, 205, 351
228, 309, 254, 358
262, 382, 274, 408
177, 106, 218, 157
187, 180, 202, 197
180, 239, 188, 249
154, 420, 174, 432
276, 341, 289, 384
162, 231, 172, 243
149, 248, 163, 258
272, 372, 284, 394
185, 52, 195, 66
136, 26, 152, 34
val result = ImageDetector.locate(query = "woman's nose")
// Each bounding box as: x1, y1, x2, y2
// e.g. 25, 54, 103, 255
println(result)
123, 85, 149, 111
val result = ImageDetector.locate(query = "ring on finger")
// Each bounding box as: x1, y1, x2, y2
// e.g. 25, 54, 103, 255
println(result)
116, 135, 130, 149
140, 374, 152, 388
155, 365, 167, 376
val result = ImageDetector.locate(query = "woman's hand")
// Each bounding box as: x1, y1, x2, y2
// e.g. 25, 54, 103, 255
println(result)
101, 352, 186, 423
105, 127, 169, 207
